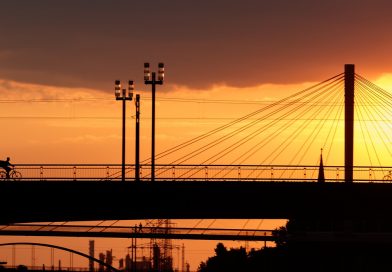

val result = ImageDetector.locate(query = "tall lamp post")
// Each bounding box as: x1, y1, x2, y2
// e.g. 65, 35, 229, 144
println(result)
135, 94, 140, 182
144, 62, 164, 182
115, 80, 134, 181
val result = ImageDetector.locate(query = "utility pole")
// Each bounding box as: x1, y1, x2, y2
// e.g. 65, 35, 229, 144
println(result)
345, 64, 355, 183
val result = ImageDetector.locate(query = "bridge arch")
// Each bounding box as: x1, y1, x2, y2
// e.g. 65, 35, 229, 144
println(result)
0, 242, 119, 272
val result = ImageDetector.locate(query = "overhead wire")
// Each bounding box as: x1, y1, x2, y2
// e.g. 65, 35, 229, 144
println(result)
356, 76, 392, 123
355, 75, 392, 172
186, 219, 205, 234
239, 82, 342, 166
208, 77, 344, 179
173, 75, 344, 179
136, 72, 391, 182
14, 72, 392, 182
297, 89, 345, 180
238, 219, 250, 235
284, 85, 344, 178
201, 219, 216, 235
357, 84, 386, 172
172, 75, 344, 166
354, 85, 374, 167
322, 94, 344, 163
207, 76, 344, 179
271, 82, 343, 178
141, 73, 344, 164
355, 75, 392, 133
0, 96, 344, 105
208, 78, 344, 165
294, 84, 343, 162
255, 82, 343, 172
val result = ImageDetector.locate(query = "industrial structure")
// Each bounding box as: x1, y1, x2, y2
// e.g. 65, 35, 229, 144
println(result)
129, 219, 177, 272
87, 220, 183, 272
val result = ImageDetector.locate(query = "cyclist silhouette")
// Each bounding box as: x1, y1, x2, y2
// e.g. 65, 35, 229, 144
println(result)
0, 157, 14, 179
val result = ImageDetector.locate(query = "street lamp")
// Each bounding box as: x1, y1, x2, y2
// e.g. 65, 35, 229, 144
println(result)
115, 80, 134, 181
135, 94, 141, 182
144, 62, 164, 182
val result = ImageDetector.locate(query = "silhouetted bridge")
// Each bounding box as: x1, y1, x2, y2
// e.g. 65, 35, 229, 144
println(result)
3, 64, 392, 228
1, 179, 392, 224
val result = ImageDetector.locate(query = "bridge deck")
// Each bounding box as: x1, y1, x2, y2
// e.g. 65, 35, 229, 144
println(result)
1, 181, 392, 224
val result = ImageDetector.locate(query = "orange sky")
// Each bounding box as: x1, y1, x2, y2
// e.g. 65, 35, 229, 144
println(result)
0, 78, 301, 270
1, 72, 392, 167
3, 0, 392, 270
0, 79, 319, 164
1, 72, 392, 269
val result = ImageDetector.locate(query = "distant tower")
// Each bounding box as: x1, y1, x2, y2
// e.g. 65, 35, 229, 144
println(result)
146, 219, 174, 272
153, 244, 160, 270
125, 254, 131, 272
98, 253, 105, 272
105, 250, 113, 272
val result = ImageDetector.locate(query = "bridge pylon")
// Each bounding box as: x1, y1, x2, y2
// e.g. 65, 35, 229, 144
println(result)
344, 64, 354, 183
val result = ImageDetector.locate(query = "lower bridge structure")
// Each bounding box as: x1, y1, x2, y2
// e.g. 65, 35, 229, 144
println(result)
0, 223, 274, 241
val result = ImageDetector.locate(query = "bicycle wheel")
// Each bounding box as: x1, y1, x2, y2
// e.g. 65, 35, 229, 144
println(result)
383, 175, 392, 182
0, 171, 6, 181
10, 170, 22, 181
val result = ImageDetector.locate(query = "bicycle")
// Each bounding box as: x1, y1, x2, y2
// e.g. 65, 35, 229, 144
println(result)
0, 168, 22, 181
383, 171, 392, 182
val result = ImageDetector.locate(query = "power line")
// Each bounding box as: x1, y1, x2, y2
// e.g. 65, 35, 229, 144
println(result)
164, 75, 345, 179
1, 116, 377, 121
0, 95, 349, 105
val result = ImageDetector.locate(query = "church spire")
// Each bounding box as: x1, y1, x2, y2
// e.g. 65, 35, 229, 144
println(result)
317, 148, 325, 183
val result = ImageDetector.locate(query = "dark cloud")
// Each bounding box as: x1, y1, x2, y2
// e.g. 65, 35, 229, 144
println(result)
1, 0, 392, 91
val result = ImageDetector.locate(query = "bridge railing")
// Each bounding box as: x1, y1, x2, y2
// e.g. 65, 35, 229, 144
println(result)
8, 164, 392, 182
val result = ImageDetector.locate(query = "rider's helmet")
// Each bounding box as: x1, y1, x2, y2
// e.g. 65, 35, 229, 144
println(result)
6, 157, 10, 161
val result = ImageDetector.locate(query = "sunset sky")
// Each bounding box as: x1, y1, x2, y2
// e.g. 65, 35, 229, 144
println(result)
2, 1, 392, 90
2, 0, 392, 270
1, 0, 392, 165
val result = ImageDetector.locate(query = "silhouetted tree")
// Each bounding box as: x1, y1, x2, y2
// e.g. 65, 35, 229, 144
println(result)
214, 242, 227, 257
198, 218, 392, 272
272, 226, 288, 248
197, 243, 248, 272
197, 241, 289, 272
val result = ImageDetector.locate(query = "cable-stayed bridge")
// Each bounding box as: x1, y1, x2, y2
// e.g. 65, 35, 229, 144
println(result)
5, 65, 392, 182
2, 64, 392, 224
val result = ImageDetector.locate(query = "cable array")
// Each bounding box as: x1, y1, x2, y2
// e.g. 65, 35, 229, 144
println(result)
137, 72, 392, 182
354, 74, 392, 176
148, 73, 345, 172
